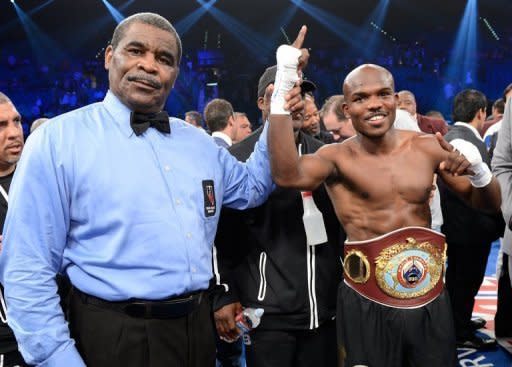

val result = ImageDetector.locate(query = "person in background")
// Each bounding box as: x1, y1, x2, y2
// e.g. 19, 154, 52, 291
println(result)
29, 117, 49, 134
426, 110, 447, 122
204, 98, 238, 149
482, 98, 505, 139
185, 110, 205, 129
232, 112, 252, 144
0, 92, 27, 367
484, 85, 512, 156
491, 95, 512, 339
203, 98, 244, 366
398, 90, 448, 135
302, 94, 334, 143
440, 89, 504, 349
482, 85, 512, 138
320, 95, 355, 143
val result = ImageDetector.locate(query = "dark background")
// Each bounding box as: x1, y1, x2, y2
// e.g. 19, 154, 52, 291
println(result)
1, 0, 511, 130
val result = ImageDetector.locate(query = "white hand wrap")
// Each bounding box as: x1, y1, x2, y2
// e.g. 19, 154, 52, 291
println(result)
450, 138, 492, 187
271, 45, 302, 115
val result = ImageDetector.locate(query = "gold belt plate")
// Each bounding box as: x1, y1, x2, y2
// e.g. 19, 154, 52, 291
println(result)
375, 237, 446, 299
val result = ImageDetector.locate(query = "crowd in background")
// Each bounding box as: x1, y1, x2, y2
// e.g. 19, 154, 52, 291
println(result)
2, 27, 512, 136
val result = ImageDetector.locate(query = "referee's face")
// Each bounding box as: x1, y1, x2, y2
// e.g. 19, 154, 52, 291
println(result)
105, 22, 180, 114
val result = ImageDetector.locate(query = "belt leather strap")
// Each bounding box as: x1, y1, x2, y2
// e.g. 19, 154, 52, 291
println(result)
74, 287, 204, 319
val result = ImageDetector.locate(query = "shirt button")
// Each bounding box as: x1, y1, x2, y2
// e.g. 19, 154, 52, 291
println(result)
176, 199, 181, 205
191, 266, 197, 273
164, 165, 170, 171
186, 233, 192, 239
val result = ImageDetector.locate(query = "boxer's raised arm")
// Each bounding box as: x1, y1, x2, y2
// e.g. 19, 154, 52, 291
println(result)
268, 26, 335, 190
269, 110, 335, 190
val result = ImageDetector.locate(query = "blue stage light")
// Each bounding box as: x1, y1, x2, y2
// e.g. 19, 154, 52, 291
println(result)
436, 0, 479, 112
101, 0, 125, 24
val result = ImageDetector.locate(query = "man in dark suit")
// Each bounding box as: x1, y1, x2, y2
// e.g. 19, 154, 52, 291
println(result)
204, 98, 238, 148
440, 89, 504, 349
398, 90, 448, 135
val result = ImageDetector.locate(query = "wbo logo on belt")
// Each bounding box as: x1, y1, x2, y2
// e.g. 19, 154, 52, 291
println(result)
375, 237, 445, 300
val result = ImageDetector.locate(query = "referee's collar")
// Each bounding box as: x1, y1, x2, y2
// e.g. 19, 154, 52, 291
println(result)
103, 91, 136, 137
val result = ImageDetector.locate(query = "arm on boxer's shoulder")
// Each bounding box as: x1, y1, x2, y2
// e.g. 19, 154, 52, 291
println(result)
433, 132, 501, 212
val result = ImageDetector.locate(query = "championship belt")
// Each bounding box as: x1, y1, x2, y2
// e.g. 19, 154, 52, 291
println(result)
343, 227, 447, 308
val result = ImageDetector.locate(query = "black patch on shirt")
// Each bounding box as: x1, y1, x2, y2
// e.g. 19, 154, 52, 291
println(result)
202, 180, 216, 217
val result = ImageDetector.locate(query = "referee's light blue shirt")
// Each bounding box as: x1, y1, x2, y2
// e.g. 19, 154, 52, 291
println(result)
0, 91, 273, 366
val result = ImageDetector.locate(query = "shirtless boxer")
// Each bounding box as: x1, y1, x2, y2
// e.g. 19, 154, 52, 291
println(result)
268, 26, 501, 367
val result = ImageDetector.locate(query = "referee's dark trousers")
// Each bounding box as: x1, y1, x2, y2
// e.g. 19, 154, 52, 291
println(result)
69, 287, 216, 367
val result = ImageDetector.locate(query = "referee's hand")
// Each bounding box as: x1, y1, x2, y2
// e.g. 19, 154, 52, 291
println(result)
214, 302, 242, 342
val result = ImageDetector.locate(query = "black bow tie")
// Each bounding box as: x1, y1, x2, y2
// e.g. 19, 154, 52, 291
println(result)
130, 111, 170, 136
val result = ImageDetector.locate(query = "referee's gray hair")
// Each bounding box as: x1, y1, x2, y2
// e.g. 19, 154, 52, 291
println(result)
0, 92, 12, 104
111, 12, 182, 63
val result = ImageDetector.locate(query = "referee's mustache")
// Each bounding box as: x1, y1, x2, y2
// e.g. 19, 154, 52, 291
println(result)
127, 74, 162, 89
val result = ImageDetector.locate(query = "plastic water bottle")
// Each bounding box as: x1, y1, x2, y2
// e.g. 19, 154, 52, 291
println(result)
220, 308, 264, 344
301, 191, 328, 246
235, 307, 264, 334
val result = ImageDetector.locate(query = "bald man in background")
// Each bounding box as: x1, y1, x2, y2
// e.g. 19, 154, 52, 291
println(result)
398, 90, 448, 135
